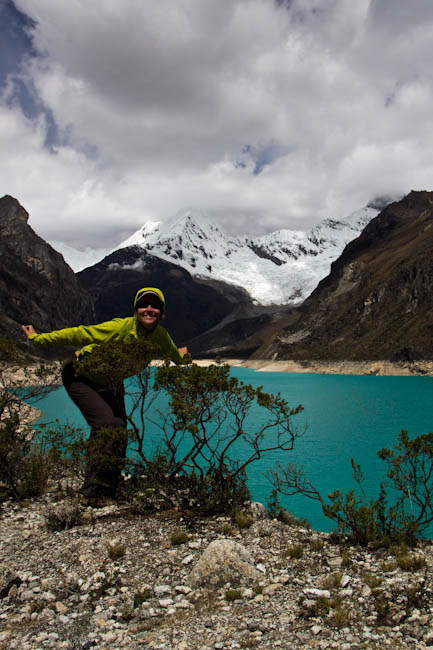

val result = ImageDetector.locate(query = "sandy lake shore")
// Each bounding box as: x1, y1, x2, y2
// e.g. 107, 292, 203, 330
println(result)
193, 358, 433, 377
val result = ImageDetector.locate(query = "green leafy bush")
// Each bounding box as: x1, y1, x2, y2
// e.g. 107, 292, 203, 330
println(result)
0, 363, 57, 499
270, 429, 433, 546
125, 358, 302, 516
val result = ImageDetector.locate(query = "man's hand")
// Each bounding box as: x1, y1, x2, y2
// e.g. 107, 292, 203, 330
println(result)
21, 324, 36, 338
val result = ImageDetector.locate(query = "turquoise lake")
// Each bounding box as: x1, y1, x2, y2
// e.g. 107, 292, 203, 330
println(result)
34, 368, 433, 535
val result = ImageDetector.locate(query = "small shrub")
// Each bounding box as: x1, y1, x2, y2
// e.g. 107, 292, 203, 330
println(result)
151, 362, 302, 517
130, 485, 171, 514
310, 537, 324, 551
340, 548, 351, 568
119, 603, 134, 621
170, 531, 189, 546
396, 554, 426, 571
234, 511, 255, 529
380, 560, 397, 572
305, 595, 331, 617
389, 543, 408, 557
19, 451, 48, 498
278, 509, 310, 528
107, 542, 126, 560
329, 532, 345, 545
286, 544, 303, 559
332, 606, 352, 628
222, 523, 235, 536
45, 503, 82, 531
266, 488, 283, 519
322, 571, 343, 589
0, 421, 49, 500
373, 590, 390, 621
0, 359, 62, 500
404, 575, 431, 611
133, 589, 153, 608
362, 572, 382, 589
225, 588, 242, 602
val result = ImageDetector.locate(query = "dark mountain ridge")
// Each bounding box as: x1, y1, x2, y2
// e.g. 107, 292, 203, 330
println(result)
252, 191, 433, 361
0, 195, 95, 352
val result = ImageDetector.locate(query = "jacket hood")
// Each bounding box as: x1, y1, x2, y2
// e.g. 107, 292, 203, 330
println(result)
134, 287, 166, 317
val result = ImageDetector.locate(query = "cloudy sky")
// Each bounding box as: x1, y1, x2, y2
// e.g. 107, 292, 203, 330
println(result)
1, 0, 433, 251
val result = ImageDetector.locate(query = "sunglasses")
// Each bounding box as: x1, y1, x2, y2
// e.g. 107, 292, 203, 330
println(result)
137, 300, 162, 310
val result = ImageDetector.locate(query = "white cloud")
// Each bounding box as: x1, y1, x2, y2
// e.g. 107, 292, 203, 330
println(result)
1, 0, 433, 249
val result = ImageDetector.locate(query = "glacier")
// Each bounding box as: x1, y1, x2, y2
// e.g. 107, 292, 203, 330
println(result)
115, 206, 378, 306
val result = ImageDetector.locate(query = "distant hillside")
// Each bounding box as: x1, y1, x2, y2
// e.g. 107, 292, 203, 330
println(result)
252, 191, 433, 361
0, 195, 95, 353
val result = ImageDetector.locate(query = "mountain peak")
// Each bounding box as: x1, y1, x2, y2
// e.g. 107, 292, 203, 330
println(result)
112, 204, 379, 306
0, 195, 29, 226
0, 196, 95, 344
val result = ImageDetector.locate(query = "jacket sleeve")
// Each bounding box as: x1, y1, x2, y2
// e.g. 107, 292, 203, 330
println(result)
28, 319, 124, 347
152, 326, 187, 365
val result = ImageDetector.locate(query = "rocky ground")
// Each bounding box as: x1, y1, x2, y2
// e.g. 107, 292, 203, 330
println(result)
1, 484, 433, 650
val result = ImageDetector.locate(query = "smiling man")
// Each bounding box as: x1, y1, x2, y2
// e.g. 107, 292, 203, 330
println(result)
21, 287, 188, 501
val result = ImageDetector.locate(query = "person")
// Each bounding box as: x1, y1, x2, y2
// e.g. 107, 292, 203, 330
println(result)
22, 287, 188, 501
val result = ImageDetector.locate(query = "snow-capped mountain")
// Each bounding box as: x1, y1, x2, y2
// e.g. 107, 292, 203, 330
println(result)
115, 206, 378, 305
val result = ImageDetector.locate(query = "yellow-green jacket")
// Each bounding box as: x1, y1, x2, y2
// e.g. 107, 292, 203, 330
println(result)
28, 317, 184, 366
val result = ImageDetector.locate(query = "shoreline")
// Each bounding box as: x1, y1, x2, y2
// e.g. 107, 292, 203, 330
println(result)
5, 359, 433, 379
193, 358, 433, 377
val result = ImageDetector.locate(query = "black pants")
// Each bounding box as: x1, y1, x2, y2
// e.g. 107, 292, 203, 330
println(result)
62, 360, 128, 498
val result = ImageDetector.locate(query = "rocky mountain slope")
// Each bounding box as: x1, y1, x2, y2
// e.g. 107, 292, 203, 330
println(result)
252, 191, 433, 361
114, 207, 378, 306
0, 195, 95, 352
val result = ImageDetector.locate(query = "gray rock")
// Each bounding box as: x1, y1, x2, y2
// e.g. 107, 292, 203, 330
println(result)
248, 502, 268, 520
188, 540, 262, 588
154, 584, 172, 596
340, 574, 351, 588
303, 588, 331, 599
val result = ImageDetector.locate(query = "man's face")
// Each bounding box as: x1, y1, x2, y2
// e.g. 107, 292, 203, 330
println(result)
135, 296, 162, 330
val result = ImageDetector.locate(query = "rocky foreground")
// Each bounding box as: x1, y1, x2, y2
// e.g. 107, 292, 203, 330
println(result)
1, 484, 433, 650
